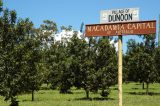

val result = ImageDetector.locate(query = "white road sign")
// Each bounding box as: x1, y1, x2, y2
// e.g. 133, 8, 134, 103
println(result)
100, 8, 139, 23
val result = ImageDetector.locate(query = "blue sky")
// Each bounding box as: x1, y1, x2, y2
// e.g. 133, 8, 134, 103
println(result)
3, 0, 160, 52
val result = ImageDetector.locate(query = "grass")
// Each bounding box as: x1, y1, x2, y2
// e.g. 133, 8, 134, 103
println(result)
0, 83, 160, 106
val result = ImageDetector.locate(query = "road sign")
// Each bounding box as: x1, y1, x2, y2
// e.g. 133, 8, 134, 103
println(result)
85, 20, 156, 37
87, 7, 156, 106
100, 8, 139, 23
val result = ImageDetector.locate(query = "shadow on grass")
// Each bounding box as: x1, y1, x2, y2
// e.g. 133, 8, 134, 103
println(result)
72, 92, 84, 94
131, 88, 156, 90
112, 88, 118, 90
135, 83, 141, 85
74, 97, 115, 101
131, 88, 139, 90
126, 92, 160, 96
22, 100, 36, 102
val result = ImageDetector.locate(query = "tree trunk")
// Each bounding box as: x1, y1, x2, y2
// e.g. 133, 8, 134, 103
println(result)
47, 82, 49, 88
101, 89, 105, 97
92, 89, 98, 94
146, 83, 149, 95
10, 97, 19, 106
60, 88, 68, 94
85, 89, 89, 99
32, 90, 34, 101
142, 82, 145, 89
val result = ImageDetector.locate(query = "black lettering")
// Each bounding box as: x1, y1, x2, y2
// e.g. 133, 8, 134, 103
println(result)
109, 15, 112, 22
112, 11, 117, 14
120, 14, 124, 21
109, 13, 133, 22
125, 14, 128, 21
115, 14, 121, 21
128, 14, 133, 21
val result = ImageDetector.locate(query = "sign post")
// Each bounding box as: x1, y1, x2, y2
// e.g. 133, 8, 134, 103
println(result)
85, 20, 156, 106
118, 35, 122, 106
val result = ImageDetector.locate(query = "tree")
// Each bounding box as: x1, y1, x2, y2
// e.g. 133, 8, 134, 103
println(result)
0, 8, 22, 106
0, 1, 45, 104
125, 39, 140, 82
126, 35, 157, 94
155, 47, 160, 84
49, 41, 74, 93
38, 19, 58, 47
0, 7, 37, 105
80, 37, 97, 98
36, 19, 58, 86
21, 27, 44, 101
67, 32, 87, 89
95, 37, 117, 97
61, 25, 72, 31
21, 19, 58, 101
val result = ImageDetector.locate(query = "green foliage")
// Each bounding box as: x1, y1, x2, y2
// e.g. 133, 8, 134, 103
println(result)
0, 6, 44, 104
0, 0, 3, 12
49, 42, 74, 93
0, 8, 24, 103
95, 37, 117, 97
40, 20, 58, 32
61, 25, 72, 31
155, 47, 160, 82
47, 33, 117, 98
125, 34, 157, 94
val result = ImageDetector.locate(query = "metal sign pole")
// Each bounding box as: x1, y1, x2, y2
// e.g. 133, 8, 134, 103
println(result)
118, 35, 122, 106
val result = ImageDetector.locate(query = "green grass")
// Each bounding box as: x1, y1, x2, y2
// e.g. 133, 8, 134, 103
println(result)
0, 83, 160, 106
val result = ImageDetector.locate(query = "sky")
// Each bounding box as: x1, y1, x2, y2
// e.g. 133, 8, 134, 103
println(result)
3, 0, 160, 53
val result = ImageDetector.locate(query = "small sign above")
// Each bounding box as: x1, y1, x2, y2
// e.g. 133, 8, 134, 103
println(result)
100, 8, 139, 23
